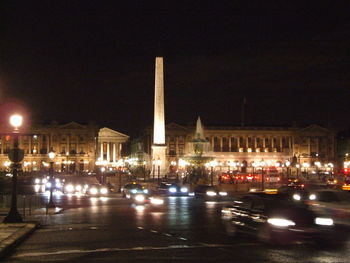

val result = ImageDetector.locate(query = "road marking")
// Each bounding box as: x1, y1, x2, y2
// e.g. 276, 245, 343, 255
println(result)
163, 233, 172, 237
137, 227, 144, 230
13, 243, 256, 258
178, 237, 187, 241
150, 229, 158, 233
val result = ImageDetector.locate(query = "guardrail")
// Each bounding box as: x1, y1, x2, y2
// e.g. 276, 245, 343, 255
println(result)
0, 194, 46, 218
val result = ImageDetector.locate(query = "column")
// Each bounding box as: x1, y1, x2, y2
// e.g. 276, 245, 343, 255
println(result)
308, 137, 311, 156
280, 137, 283, 152
263, 137, 266, 148
237, 137, 240, 149
100, 143, 103, 160
113, 143, 116, 163
254, 137, 257, 148
228, 137, 232, 152
246, 137, 249, 149
175, 137, 179, 156
271, 136, 274, 148
107, 142, 110, 162
316, 137, 319, 154
220, 137, 223, 152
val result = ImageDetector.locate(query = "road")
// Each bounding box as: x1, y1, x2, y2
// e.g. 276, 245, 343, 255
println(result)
3, 193, 350, 263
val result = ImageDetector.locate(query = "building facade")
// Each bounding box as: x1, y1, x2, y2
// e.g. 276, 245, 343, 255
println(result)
0, 122, 129, 173
136, 123, 336, 174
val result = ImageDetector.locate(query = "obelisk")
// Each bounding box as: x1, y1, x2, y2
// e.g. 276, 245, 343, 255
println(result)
152, 57, 167, 178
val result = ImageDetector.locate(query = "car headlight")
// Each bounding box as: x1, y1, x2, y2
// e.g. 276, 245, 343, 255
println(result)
35, 178, 40, 184
150, 197, 164, 205
135, 194, 145, 202
219, 191, 228, 196
56, 182, 62, 188
143, 189, 149, 194
309, 194, 316, 200
46, 182, 52, 188
89, 188, 98, 195
42, 178, 48, 184
169, 187, 177, 193
293, 194, 301, 201
180, 187, 188, 193
55, 178, 60, 183
100, 188, 108, 194
206, 191, 217, 196
267, 218, 296, 227
131, 189, 137, 194
76, 185, 82, 191
315, 217, 334, 226
65, 184, 74, 193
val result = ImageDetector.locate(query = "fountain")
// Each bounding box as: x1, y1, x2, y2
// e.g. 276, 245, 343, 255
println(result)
183, 117, 213, 184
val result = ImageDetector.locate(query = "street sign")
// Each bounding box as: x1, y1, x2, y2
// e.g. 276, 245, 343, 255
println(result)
8, 149, 24, 162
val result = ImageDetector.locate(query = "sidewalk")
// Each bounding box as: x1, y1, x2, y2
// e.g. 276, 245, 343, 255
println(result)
0, 207, 63, 259
0, 222, 39, 259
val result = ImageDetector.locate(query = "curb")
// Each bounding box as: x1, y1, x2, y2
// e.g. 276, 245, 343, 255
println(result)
0, 223, 40, 260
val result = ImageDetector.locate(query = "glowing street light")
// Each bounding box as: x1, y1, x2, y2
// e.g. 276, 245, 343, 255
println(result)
47, 151, 56, 209
4, 114, 24, 223
9, 114, 23, 131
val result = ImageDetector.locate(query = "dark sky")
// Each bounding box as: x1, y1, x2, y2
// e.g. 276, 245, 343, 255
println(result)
1, 1, 350, 137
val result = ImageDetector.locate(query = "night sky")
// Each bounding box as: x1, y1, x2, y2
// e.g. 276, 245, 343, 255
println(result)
1, 1, 350, 137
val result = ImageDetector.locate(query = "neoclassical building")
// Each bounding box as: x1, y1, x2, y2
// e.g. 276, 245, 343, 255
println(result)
135, 122, 336, 173
0, 122, 129, 172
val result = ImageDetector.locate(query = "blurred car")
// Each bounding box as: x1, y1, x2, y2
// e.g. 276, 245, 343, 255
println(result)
129, 193, 164, 206
307, 189, 350, 226
278, 183, 309, 201
86, 184, 109, 196
157, 183, 189, 196
121, 183, 149, 198
193, 185, 228, 199
222, 193, 337, 245
63, 182, 89, 194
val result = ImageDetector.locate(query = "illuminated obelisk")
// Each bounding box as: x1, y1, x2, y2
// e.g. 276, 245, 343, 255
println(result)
152, 57, 167, 178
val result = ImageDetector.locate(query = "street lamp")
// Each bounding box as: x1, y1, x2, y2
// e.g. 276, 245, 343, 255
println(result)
101, 167, 106, 184
47, 151, 56, 209
285, 161, 291, 179
4, 114, 24, 223
156, 159, 161, 184
260, 160, 266, 191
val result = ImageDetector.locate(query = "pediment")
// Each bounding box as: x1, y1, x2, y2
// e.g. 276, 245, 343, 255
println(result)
99, 127, 129, 139
59, 121, 87, 129
298, 124, 332, 134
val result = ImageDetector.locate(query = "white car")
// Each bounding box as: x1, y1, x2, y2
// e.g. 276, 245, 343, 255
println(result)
308, 189, 350, 226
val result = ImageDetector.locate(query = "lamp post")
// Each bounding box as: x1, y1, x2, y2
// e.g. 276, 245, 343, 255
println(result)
285, 161, 291, 180
4, 114, 24, 223
260, 160, 266, 191
152, 160, 155, 180
101, 167, 106, 184
156, 159, 161, 184
47, 151, 56, 209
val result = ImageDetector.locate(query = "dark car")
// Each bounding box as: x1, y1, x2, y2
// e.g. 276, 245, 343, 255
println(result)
157, 183, 190, 196
121, 183, 149, 198
221, 193, 337, 245
193, 185, 228, 199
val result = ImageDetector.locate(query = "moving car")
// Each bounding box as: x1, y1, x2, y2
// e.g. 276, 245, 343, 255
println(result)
222, 193, 336, 245
86, 184, 109, 196
193, 185, 228, 199
308, 189, 350, 226
157, 183, 189, 196
121, 183, 149, 198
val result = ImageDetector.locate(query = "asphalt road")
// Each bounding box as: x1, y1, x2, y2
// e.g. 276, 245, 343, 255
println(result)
3, 194, 350, 263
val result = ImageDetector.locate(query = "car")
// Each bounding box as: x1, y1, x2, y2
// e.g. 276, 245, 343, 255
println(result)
130, 193, 165, 206
86, 184, 109, 196
121, 183, 149, 198
193, 185, 228, 199
63, 182, 89, 194
157, 183, 190, 196
307, 189, 350, 226
222, 192, 337, 245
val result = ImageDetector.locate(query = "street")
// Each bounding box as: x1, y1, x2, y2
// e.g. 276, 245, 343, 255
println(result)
3, 194, 350, 263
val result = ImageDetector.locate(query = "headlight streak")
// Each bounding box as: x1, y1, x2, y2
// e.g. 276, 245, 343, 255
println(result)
293, 194, 301, 201
315, 217, 334, 226
267, 218, 296, 227
169, 187, 177, 193
206, 191, 217, 196
180, 187, 188, 193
